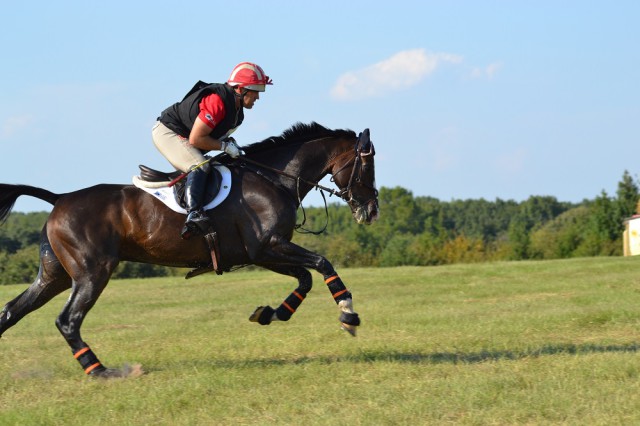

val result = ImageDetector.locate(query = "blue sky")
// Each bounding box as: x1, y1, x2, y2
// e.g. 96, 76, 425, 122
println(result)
1, 1, 638, 212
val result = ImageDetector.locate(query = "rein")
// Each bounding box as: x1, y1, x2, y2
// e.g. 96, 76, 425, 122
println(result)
235, 155, 347, 235
237, 156, 348, 201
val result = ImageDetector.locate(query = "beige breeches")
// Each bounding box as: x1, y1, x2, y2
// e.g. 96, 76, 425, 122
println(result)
151, 121, 206, 173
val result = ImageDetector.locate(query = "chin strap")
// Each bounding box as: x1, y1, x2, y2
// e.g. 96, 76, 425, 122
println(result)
233, 87, 249, 107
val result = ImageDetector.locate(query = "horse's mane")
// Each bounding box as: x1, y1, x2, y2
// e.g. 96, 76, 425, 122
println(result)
243, 122, 356, 154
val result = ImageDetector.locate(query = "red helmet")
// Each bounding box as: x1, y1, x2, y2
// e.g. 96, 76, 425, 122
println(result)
227, 62, 273, 92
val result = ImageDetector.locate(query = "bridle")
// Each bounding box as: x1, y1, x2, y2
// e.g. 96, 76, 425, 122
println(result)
234, 129, 377, 234
237, 129, 376, 204
330, 129, 378, 206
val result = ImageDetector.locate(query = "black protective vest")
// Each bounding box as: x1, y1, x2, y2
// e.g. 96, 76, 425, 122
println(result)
158, 82, 244, 139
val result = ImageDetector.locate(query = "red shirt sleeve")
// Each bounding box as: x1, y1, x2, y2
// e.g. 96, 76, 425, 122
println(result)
198, 93, 227, 130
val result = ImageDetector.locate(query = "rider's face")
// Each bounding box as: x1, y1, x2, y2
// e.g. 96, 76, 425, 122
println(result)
242, 90, 260, 109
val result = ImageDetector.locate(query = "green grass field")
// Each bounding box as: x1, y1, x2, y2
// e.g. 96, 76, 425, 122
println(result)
2, 256, 640, 425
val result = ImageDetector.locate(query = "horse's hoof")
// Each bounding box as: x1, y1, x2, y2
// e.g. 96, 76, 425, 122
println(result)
249, 306, 263, 322
341, 323, 357, 337
339, 311, 359, 336
90, 363, 144, 379
249, 306, 274, 325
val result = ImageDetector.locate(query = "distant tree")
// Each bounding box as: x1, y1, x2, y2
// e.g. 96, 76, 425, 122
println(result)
0, 244, 39, 285
507, 214, 531, 260
377, 187, 424, 237
529, 206, 591, 259
506, 196, 571, 260
325, 234, 369, 267
575, 191, 621, 256
413, 197, 440, 232
0, 212, 48, 254
291, 231, 329, 259
441, 198, 519, 241
379, 234, 418, 266
519, 195, 568, 226
615, 170, 639, 219
438, 235, 486, 264
407, 232, 443, 266
592, 190, 620, 241
0, 214, 44, 284
348, 226, 381, 266
0, 235, 21, 254
112, 262, 171, 279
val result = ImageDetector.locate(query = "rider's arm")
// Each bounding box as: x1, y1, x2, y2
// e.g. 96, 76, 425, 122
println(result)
188, 93, 227, 152
189, 117, 224, 152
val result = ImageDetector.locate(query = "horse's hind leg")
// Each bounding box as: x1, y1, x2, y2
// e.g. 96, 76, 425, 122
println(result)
55, 274, 111, 376
0, 238, 71, 337
53, 255, 141, 378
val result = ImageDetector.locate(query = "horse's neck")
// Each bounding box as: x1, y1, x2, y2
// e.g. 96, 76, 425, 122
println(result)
270, 138, 349, 199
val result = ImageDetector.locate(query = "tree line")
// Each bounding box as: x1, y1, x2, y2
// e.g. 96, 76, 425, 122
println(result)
1, 171, 638, 284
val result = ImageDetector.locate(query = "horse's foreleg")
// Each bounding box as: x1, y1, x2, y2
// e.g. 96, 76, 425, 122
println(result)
324, 274, 360, 336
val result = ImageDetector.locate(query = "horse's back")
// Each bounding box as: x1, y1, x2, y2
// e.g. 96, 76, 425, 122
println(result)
46, 184, 155, 254
48, 184, 136, 227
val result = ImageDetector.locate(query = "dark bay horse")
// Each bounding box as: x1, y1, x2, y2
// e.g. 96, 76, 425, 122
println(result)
0, 122, 378, 378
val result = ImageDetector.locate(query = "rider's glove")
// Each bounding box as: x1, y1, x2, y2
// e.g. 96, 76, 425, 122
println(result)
221, 139, 245, 158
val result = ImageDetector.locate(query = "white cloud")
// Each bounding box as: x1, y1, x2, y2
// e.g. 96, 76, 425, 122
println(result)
470, 61, 503, 80
330, 48, 463, 101
1, 115, 33, 139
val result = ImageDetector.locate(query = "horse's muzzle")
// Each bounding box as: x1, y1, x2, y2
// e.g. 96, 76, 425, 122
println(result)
352, 199, 379, 225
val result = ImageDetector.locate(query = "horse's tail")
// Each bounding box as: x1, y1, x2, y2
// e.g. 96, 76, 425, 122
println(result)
0, 184, 60, 223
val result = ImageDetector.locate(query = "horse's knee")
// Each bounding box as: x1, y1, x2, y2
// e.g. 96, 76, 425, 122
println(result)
314, 257, 334, 276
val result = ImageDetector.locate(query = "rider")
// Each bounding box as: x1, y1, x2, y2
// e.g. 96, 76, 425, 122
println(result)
152, 62, 272, 239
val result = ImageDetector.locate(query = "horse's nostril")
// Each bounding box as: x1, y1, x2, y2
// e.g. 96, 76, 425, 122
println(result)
368, 203, 380, 222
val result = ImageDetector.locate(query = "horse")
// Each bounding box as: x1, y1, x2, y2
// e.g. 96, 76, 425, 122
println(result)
0, 122, 378, 378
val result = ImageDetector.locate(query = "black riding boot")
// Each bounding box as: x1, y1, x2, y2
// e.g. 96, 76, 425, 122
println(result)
181, 168, 211, 239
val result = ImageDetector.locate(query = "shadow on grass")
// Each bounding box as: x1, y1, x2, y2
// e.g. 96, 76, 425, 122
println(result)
204, 342, 640, 368
357, 342, 640, 365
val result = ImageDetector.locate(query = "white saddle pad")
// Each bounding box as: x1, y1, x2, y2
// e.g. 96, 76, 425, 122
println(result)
132, 165, 232, 214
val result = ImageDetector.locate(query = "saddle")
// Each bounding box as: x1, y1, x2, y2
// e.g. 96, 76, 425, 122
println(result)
137, 164, 223, 210
132, 164, 231, 214
133, 164, 232, 277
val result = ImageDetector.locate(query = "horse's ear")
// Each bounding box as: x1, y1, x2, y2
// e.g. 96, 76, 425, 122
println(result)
357, 128, 371, 151
358, 128, 375, 156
